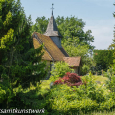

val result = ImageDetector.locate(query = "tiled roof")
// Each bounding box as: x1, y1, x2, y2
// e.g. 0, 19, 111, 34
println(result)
44, 15, 62, 37
63, 57, 81, 67
32, 32, 67, 61
33, 38, 52, 61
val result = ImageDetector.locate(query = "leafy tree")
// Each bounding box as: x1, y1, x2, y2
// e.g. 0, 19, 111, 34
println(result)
55, 16, 94, 51
0, 0, 47, 108
93, 50, 114, 72
31, 16, 49, 34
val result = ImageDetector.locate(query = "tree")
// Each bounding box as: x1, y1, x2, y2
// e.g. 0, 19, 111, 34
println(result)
31, 16, 49, 34
55, 16, 94, 51
0, 0, 47, 108
93, 50, 114, 72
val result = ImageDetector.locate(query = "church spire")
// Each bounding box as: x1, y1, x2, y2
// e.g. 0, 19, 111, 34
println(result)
44, 4, 62, 37
51, 3, 54, 16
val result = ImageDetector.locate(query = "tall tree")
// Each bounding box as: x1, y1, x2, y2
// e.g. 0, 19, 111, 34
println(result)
0, 0, 47, 108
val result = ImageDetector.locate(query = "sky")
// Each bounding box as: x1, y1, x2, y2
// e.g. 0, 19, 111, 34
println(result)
20, 0, 115, 50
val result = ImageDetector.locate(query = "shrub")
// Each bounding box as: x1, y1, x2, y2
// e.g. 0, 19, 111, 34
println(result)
46, 74, 115, 114
81, 74, 105, 103
46, 84, 99, 114
104, 67, 115, 92
49, 62, 74, 82
53, 72, 83, 87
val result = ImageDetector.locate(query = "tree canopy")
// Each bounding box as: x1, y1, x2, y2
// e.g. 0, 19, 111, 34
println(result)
0, 0, 47, 88
93, 50, 114, 71
0, 0, 47, 108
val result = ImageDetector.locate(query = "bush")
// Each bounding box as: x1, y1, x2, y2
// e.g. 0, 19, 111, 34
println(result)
46, 84, 99, 114
49, 62, 74, 82
46, 74, 115, 114
104, 67, 115, 92
53, 72, 83, 87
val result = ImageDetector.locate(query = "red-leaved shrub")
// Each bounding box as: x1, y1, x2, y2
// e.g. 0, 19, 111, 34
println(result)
53, 72, 83, 87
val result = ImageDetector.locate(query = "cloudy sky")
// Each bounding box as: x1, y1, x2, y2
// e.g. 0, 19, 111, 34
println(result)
20, 0, 115, 50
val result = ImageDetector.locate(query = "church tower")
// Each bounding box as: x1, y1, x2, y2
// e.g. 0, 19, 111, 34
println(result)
44, 4, 62, 48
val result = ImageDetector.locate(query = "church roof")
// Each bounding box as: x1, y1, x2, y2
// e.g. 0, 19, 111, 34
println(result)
32, 32, 68, 61
63, 57, 81, 67
44, 15, 62, 37
33, 38, 52, 61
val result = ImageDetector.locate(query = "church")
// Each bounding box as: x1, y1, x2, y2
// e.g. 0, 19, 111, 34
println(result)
32, 6, 81, 77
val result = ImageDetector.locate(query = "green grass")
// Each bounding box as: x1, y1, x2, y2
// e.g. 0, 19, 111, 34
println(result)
92, 75, 108, 84
89, 109, 115, 115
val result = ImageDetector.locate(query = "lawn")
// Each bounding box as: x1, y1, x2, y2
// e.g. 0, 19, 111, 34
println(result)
92, 75, 108, 84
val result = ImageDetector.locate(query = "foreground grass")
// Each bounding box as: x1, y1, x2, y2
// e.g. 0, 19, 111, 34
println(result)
89, 109, 115, 115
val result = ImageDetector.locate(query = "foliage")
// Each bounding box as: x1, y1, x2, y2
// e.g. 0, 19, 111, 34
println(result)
49, 61, 74, 82
81, 64, 90, 75
46, 74, 115, 114
53, 72, 83, 87
0, 83, 49, 114
104, 67, 115, 92
55, 16, 94, 50
93, 50, 114, 72
0, 0, 47, 110
31, 16, 48, 34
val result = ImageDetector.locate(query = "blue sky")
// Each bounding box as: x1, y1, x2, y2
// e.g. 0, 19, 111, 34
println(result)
20, 0, 115, 50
